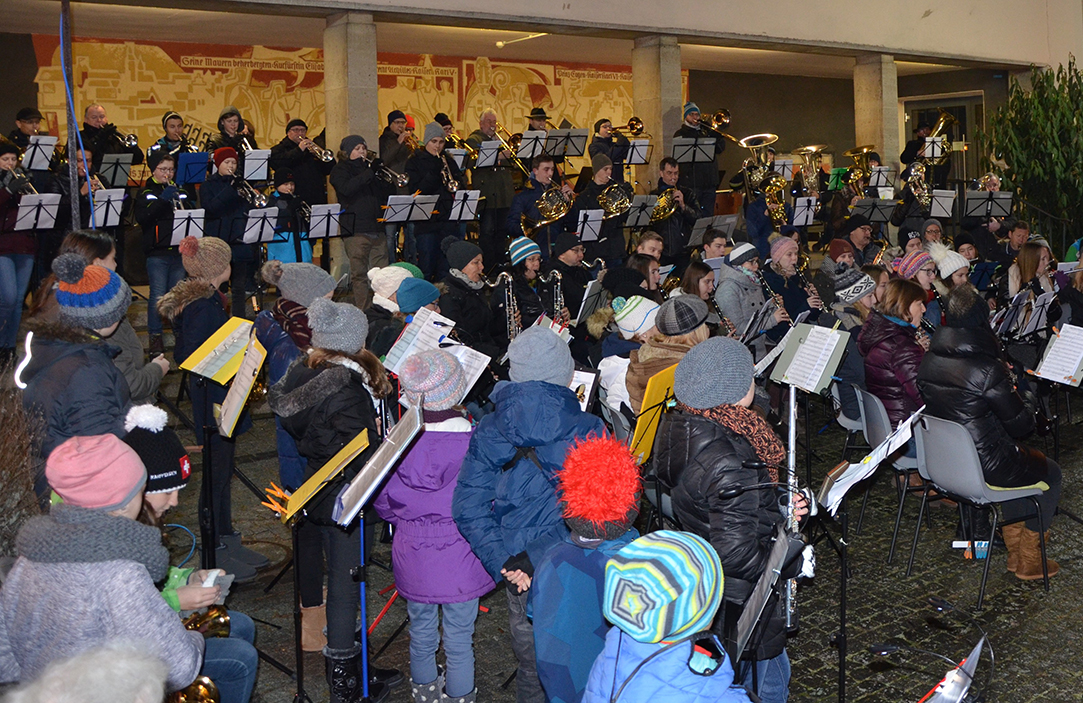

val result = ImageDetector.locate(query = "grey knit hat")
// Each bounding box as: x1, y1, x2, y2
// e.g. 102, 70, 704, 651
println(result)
507, 326, 575, 387
422, 121, 444, 145
673, 337, 754, 409
307, 297, 369, 354
339, 135, 366, 154
399, 349, 467, 411
261, 260, 336, 308
52, 253, 131, 330
726, 242, 759, 267
834, 266, 876, 304
441, 236, 483, 271
656, 296, 709, 337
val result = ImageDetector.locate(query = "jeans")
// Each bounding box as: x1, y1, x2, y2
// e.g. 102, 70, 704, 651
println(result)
344, 233, 389, 309
1000, 458, 1062, 532
202, 610, 258, 703
406, 598, 479, 697
506, 589, 545, 703
416, 222, 459, 282
0, 254, 34, 348
145, 253, 185, 337
738, 649, 790, 703
296, 519, 361, 650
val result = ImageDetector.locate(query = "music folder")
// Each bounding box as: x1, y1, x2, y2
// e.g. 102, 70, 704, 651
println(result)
20, 135, 57, 171
964, 191, 1013, 219
382, 194, 438, 223
91, 188, 126, 228
672, 137, 716, 164
99, 153, 134, 189
171, 208, 206, 245
448, 190, 481, 221
14, 193, 62, 231
242, 149, 270, 181
577, 209, 604, 242
626, 195, 657, 228
242, 207, 279, 244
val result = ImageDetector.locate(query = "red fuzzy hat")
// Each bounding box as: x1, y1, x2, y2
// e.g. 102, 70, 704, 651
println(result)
558, 435, 642, 541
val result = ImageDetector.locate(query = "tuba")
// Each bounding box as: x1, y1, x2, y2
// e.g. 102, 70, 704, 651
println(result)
183, 605, 231, 638
792, 144, 827, 199
521, 184, 571, 237
922, 109, 958, 166
598, 180, 634, 220
737, 133, 779, 201
649, 188, 679, 223
760, 172, 789, 228
843, 144, 875, 197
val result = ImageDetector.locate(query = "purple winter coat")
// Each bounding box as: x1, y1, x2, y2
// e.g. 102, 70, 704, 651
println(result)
857, 311, 925, 428
374, 420, 495, 604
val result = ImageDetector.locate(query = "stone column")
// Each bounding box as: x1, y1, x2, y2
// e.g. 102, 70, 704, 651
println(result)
631, 35, 682, 189
323, 12, 378, 277
853, 53, 900, 170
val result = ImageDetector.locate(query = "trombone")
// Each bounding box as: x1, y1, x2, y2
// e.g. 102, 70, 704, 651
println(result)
706, 110, 742, 145
492, 122, 532, 178
446, 133, 478, 160
610, 116, 652, 139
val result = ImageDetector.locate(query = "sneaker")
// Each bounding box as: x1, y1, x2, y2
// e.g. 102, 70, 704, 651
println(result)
219, 533, 271, 570
213, 545, 257, 584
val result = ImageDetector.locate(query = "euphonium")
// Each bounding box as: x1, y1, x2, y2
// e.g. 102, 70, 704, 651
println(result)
792, 144, 827, 199
521, 183, 571, 237
183, 605, 231, 638
168, 676, 220, 703
760, 172, 789, 228
737, 133, 779, 200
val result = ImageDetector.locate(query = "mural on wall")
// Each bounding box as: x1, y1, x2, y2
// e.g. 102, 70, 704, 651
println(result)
31, 36, 686, 165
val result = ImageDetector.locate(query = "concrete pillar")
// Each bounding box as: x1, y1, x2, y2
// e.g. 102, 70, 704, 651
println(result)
853, 53, 899, 169
631, 35, 682, 189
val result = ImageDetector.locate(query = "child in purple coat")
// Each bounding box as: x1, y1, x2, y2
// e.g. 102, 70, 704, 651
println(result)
374, 349, 495, 703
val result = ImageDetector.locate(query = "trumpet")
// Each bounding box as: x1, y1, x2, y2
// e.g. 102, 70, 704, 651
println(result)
445, 133, 478, 160
7, 167, 38, 195
405, 131, 420, 151
440, 153, 460, 193
364, 154, 409, 188
89, 174, 105, 192
167, 180, 189, 211
109, 128, 138, 149
494, 122, 532, 178
309, 143, 335, 163
235, 177, 268, 208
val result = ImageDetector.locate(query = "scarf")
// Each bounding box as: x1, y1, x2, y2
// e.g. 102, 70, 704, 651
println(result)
15, 504, 170, 582
272, 297, 313, 348
677, 402, 784, 482
450, 268, 485, 290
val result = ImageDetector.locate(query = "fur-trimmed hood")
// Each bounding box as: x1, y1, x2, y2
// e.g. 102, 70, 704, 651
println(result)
586, 305, 615, 340
156, 279, 217, 321
267, 357, 353, 418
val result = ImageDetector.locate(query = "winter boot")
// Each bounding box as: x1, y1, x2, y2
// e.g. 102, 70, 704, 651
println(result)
354, 626, 404, 688
1014, 526, 1059, 581
219, 532, 271, 570
441, 687, 477, 703
326, 645, 383, 703
212, 545, 256, 584
1001, 523, 1024, 573
412, 674, 442, 703
300, 603, 327, 652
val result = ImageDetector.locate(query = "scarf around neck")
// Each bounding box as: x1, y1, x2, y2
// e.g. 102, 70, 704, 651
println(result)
450, 268, 485, 290
677, 402, 785, 482
272, 297, 313, 348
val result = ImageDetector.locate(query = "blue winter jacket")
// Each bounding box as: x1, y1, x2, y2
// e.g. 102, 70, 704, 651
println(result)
452, 380, 605, 582
254, 310, 306, 489
582, 628, 751, 703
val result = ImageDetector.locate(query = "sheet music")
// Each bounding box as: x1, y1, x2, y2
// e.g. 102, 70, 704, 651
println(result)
753, 311, 811, 377
772, 158, 794, 178
573, 279, 605, 326
14, 194, 61, 230
780, 325, 840, 393
217, 334, 266, 437
702, 256, 725, 286
449, 190, 481, 221
578, 209, 603, 242
242, 207, 278, 243
383, 306, 458, 374
441, 344, 492, 400
569, 370, 599, 413
1035, 324, 1083, 385
188, 322, 252, 380
99, 153, 133, 189
171, 209, 205, 245
21, 135, 57, 171
242, 149, 270, 181
474, 140, 502, 169
1018, 290, 1056, 337
657, 264, 675, 286
930, 189, 956, 219
91, 189, 126, 228
626, 139, 651, 165
869, 166, 896, 189
793, 197, 818, 227
516, 130, 547, 159
307, 204, 340, 239
445, 148, 466, 170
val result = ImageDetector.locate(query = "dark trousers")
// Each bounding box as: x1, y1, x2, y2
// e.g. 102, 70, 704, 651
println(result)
506, 589, 545, 703
297, 519, 361, 650
196, 432, 236, 546
229, 246, 257, 320
479, 206, 509, 274
1000, 458, 1062, 532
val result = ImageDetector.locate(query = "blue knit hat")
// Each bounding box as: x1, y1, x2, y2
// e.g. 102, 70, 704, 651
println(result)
509, 237, 542, 266
683, 101, 701, 119
604, 530, 723, 643
397, 277, 440, 314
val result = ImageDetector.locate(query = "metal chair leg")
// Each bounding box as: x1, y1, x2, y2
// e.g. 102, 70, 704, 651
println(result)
905, 485, 931, 576
888, 473, 913, 565
1034, 496, 1050, 593
977, 507, 998, 610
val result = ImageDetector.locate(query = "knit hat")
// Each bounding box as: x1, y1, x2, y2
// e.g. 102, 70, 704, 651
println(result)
339, 135, 365, 154
897, 250, 933, 280
928, 241, 969, 280
303, 297, 367, 354
558, 436, 641, 541
368, 265, 412, 300
867, 151, 881, 164
921, 218, 942, 238
442, 236, 483, 271
726, 242, 759, 267
422, 121, 444, 145
213, 147, 237, 169
161, 110, 181, 128
433, 112, 452, 128
770, 236, 799, 262
683, 101, 701, 118
146, 150, 171, 173
405, 115, 416, 129
391, 262, 424, 279
51, 254, 131, 330
273, 169, 295, 188
0, 142, 20, 158
604, 530, 723, 643
122, 405, 190, 495
399, 349, 467, 411
834, 266, 876, 304
600, 267, 645, 294
613, 295, 660, 340
179, 236, 231, 280
655, 296, 708, 337
551, 231, 581, 259
17, 107, 43, 122
262, 260, 336, 308
841, 214, 871, 238
954, 232, 977, 252
899, 227, 922, 247
387, 110, 406, 125
46, 434, 147, 512
397, 277, 440, 314
594, 118, 611, 134
509, 237, 542, 266
507, 326, 575, 386
285, 118, 307, 133
945, 284, 990, 330
591, 152, 612, 173
674, 336, 753, 409
828, 239, 855, 262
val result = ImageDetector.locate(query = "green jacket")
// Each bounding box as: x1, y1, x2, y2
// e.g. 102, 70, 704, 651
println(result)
466, 129, 515, 209
161, 566, 195, 612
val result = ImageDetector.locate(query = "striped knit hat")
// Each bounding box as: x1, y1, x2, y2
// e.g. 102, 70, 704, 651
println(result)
509, 237, 542, 266
896, 250, 933, 280
399, 349, 467, 411
604, 530, 723, 643
52, 253, 131, 330
613, 295, 660, 340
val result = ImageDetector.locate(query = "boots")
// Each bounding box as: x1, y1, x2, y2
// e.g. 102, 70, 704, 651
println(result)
212, 545, 256, 584
1013, 525, 1059, 581
300, 603, 327, 652
219, 532, 271, 570
326, 645, 390, 703
1001, 523, 1024, 573
442, 688, 477, 703
411, 674, 442, 703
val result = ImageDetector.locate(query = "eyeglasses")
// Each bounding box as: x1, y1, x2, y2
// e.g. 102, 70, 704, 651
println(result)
917, 267, 937, 275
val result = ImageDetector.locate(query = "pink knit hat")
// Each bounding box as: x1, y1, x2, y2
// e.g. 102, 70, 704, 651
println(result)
46, 435, 147, 511
897, 250, 933, 280
770, 236, 799, 262
399, 349, 467, 411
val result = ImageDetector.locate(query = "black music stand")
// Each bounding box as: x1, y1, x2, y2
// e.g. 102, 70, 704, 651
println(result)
969, 262, 999, 291
99, 153, 134, 189
626, 195, 657, 229
576, 209, 603, 243
964, 191, 1013, 220
672, 137, 716, 166
306, 206, 353, 272
474, 141, 502, 169
20, 136, 57, 172
448, 190, 481, 222
90, 189, 126, 229
243, 150, 271, 182
851, 198, 895, 224
516, 130, 547, 161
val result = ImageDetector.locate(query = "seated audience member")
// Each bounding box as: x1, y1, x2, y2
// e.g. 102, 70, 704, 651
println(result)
858, 278, 928, 430
368, 277, 441, 360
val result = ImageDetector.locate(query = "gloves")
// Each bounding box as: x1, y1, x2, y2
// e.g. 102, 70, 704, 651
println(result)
778, 532, 808, 581
4, 171, 31, 195
368, 158, 384, 171
502, 551, 534, 580
160, 185, 178, 202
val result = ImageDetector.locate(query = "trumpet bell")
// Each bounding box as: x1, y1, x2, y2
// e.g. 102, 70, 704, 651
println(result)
183, 605, 231, 639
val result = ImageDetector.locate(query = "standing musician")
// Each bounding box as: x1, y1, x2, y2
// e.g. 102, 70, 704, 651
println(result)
960, 173, 1015, 260
506, 154, 572, 260
567, 153, 628, 268
520, 107, 559, 174
201, 147, 257, 319
649, 156, 700, 270
79, 104, 144, 174
269, 118, 335, 210
673, 101, 725, 219
51, 147, 105, 253
9, 107, 44, 151
466, 109, 515, 271
588, 118, 631, 183
407, 122, 465, 281
379, 109, 413, 262
148, 111, 199, 159
205, 106, 258, 173
0, 142, 38, 363
331, 135, 392, 309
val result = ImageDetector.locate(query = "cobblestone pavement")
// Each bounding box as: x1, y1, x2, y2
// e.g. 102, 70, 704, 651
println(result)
145, 297, 1083, 703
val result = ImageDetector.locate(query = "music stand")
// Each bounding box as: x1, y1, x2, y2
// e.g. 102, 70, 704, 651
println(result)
964, 191, 1012, 219
99, 153, 134, 189
793, 197, 818, 227
474, 140, 503, 169
445, 149, 467, 170
177, 152, 210, 185
20, 135, 57, 171
572, 279, 606, 326
828, 168, 849, 191
772, 158, 794, 178
702, 256, 724, 286
516, 130, 548, 161
171, 208, 206, 245
543, 130, 572, 160
625, 140, 653, 165
851, 198, 895, 224
306, 204, 344, 239
448, 190, 481, 222
243, 149, 271, 181
242, 207, 279, 244
14, 193, 61, 231
869, 166, 896, 189
626, 195, 657, 229
930, 189, 956, 219
577, 209, 603, 242
968, 262, 999, 291
382, 195, 438, 225
993, 291, 1029, 337
550, 129, 589, 160
924, 136, 949, 162
688, 215, 737, 247
672, 137, 716, 164
1018, 290, 1057, 338
91, 188, 126, 229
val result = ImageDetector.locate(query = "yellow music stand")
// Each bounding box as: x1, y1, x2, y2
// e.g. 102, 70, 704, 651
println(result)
266, 429, 370, 524
630, 363, 678, 464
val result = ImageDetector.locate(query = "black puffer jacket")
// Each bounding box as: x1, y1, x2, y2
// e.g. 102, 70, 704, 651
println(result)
652, 410, 788, 661
916, 325, 1046, 487
439, 273, 503, 359
268, 136, 334, 206
330, 157, 389, 235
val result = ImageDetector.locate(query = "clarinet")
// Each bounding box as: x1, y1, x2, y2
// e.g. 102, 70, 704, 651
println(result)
537, 270, 565, 322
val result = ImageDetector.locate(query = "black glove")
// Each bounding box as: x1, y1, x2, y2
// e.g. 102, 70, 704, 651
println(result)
5, 171, 31, 195
369, 158, 384, 171
778, 532, 807, 581
502, 551, 534, 579
160, 185, 178, 202
100, 122, 119, 136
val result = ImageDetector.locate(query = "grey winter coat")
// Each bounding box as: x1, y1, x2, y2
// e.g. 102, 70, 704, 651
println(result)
714, 263, 769, 360
109, 319, 165, 405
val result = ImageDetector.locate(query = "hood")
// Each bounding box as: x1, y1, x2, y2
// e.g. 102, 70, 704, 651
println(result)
587, 304, 615, 340
156, 279, 217, 321
928, 325, 1000, 359
857, 311, 914, 357
489, 380, 588, 447
18, 321, 115, 386
217, 105, 243, 132
398, 423, 473, 493
717, 262, 757, 291
634, 338, 691, 365
268, 358, 352, 418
